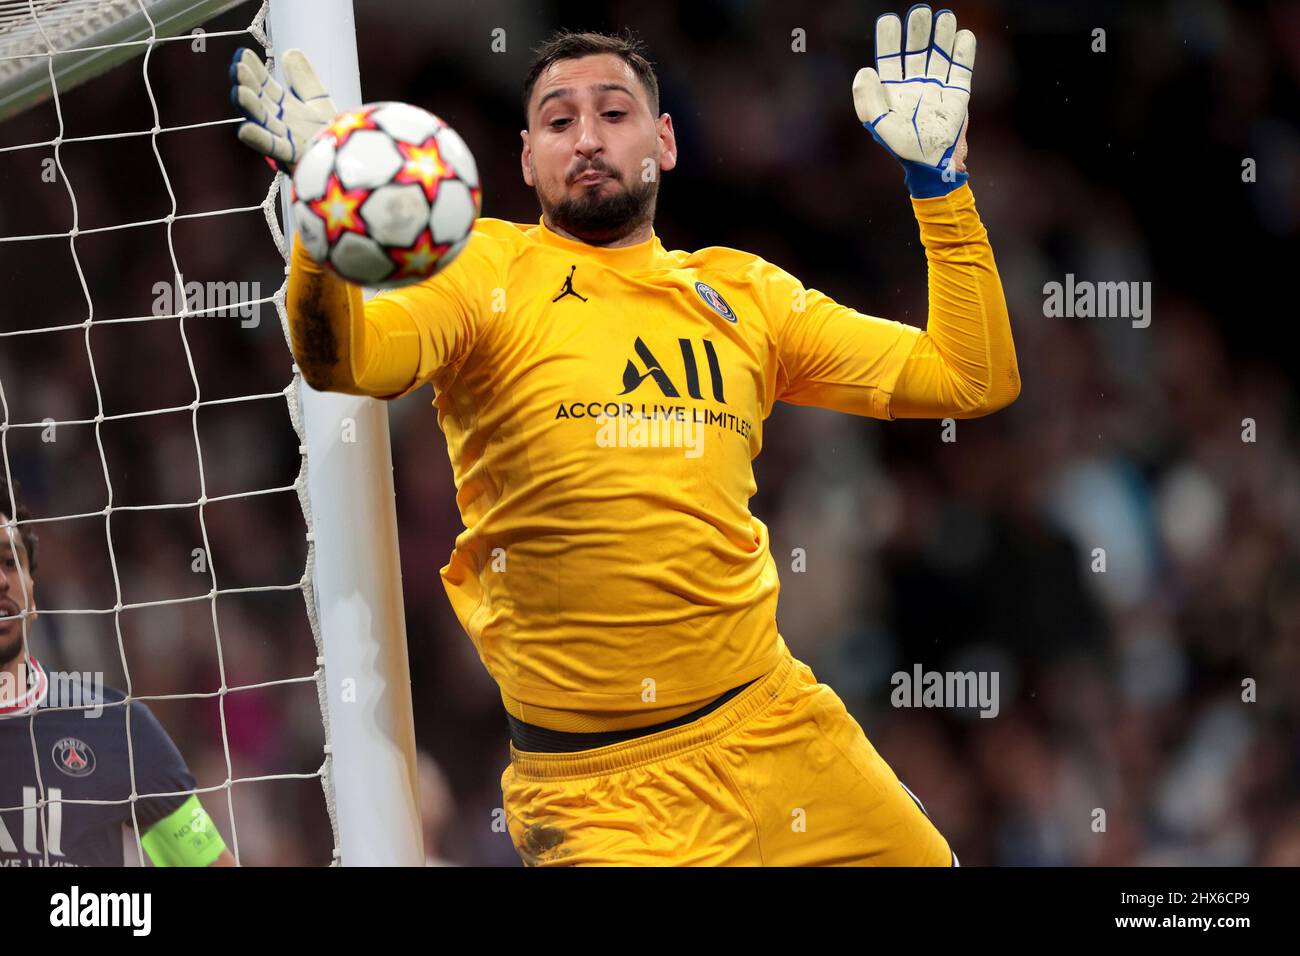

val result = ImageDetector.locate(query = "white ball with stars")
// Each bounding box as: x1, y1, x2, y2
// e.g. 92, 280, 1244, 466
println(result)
292, 102, 481, 289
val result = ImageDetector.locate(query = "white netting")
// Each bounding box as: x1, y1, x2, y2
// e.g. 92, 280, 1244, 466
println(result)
0, 0, 143, 64
0, 0, 336, 866
0, 0, 250, 121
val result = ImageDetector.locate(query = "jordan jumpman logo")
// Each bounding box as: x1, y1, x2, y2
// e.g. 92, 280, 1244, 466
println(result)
552, 264, 589, 303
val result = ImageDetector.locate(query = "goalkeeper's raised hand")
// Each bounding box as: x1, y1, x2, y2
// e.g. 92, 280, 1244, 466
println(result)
852, 4, 975, 198
230, 48, 336, 172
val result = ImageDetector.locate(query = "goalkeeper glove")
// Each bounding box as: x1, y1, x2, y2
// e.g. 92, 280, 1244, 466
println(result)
852, 4, 976, 198
230, 47, 337, 172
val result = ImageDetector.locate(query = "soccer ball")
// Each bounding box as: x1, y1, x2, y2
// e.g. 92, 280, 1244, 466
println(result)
291, 102, 481, 289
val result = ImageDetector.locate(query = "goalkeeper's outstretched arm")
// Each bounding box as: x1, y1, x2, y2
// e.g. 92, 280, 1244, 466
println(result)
859, 5, 1018, 419
286, 240, 425, 397
769, 4, 1019, 422
766, 184, 1018, 422
231, 47, 483, 398
886, 182, 1019, 419
283, 227, 495, 398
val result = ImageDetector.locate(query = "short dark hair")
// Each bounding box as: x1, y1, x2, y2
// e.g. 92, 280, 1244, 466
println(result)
522, 29, 661, 125
0, 477, 38, 576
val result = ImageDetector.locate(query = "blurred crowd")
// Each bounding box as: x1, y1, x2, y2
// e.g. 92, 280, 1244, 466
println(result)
1, 0, 1297, 865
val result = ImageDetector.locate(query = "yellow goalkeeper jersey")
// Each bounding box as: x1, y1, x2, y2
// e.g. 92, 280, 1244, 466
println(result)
286, 183, 1016, 732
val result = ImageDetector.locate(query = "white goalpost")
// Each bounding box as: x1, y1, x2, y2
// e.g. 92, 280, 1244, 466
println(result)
266, 0, 423, 867
0, 0, 422, 866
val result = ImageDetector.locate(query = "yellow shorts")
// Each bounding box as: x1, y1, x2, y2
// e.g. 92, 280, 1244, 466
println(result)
500, 640, 955, 866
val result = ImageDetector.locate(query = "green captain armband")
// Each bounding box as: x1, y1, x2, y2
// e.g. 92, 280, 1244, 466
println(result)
141, 794, 227, 867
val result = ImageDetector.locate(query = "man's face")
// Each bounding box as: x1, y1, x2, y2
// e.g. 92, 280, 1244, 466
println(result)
0, 517, 36, 667
522, 53, 677, 244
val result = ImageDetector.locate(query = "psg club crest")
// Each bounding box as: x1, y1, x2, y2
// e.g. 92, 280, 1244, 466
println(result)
695, 281, 737, 323
53, 737, 96, 778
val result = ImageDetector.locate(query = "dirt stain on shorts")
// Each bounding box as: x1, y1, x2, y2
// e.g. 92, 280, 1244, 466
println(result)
518, 823, 568, 866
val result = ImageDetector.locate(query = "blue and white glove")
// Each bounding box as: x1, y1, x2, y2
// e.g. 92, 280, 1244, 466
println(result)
230, 47, 337, 173
852, 4, 976, 198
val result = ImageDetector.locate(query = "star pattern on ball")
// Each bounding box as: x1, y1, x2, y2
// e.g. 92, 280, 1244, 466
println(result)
308, 175, 370, 243
393, 138, 451, 201
388, 229, 452, 280
323, 108, 378, 149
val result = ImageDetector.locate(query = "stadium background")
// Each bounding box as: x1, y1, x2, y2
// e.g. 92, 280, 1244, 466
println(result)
1, 0, 1298, 865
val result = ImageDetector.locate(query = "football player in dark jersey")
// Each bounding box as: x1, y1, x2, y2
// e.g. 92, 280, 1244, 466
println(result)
0, 478, 235, 866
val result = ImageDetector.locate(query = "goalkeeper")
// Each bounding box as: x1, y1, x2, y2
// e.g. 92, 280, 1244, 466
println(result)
233, 4, 1017, 866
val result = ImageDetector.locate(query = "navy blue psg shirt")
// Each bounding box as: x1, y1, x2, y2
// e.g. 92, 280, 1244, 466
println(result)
0, 660, 199, 867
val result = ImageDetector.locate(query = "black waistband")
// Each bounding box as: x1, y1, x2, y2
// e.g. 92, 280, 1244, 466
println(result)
507, 677, 760, 754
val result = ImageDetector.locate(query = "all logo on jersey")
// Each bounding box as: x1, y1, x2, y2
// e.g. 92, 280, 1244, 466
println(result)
52, 737, 95, 778
620, 336, 726, 403
552, 335, 754, 446
694, 281, 737, 323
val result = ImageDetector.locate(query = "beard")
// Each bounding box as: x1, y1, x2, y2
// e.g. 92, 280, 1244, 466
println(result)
0, 627, 25, 667
539, 161, 658, 245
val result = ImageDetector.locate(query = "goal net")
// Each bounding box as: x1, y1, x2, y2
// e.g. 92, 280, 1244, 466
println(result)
0, 0, 420, 866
